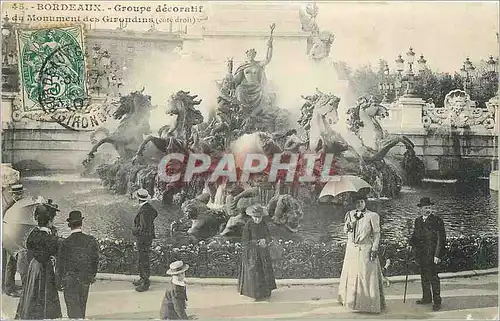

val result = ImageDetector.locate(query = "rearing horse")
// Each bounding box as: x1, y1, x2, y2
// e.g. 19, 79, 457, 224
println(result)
133, 90, 205, 165
166, 90, 204, 148
347, 96, 415, 162
83, 88, 153, 165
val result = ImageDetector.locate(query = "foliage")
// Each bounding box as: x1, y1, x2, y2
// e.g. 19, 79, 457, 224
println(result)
339, 59, 498, 107
348, 64, 383, 101
97, 235, 497, 279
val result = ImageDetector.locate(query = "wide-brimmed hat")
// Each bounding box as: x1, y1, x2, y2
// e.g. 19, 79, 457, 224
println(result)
45, 199, 60, 212
67, 210, 84, 223
246, 204, 268, 217
417, 197, 434, 207
135, 188, 151, 201
10, 184, 24, 193
34, 204, 57, 222
166, 260, 189, 275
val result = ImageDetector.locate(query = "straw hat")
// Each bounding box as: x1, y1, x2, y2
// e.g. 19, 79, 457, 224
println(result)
135, 188, 151, 202
166, 261, 190, 275
10, 184, 24, 193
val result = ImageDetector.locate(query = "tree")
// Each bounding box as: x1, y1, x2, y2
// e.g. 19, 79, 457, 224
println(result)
348, 64, 383, 101
332, 61, 352, 80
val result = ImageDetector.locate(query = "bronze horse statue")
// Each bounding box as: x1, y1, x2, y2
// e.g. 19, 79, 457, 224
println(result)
133, 90, 205, 165
83, 88, 154, 165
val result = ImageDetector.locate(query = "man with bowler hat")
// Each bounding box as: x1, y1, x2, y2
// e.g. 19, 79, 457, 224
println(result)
132, 188, 158, 292
56, 211, 99, 319
410, 197, 446, 311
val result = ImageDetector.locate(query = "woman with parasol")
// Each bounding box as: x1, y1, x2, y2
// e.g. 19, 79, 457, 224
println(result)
337, 193, 386, 313
15, 202, 62, 319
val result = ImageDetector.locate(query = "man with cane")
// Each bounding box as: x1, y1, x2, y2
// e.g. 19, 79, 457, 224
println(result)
409, 197, 446, 311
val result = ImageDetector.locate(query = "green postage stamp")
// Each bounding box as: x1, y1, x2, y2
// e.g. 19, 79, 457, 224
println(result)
14, 24, 114, 130
16, 25, 87, 114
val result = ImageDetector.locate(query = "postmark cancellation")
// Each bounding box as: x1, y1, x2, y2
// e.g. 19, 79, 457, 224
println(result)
14, 24, 114, 130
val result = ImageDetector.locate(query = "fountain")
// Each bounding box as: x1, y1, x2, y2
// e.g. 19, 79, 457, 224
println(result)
76, 9, 430, 243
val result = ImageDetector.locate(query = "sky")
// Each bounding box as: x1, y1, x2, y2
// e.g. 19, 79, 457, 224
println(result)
200, 1, 500, 73
313, 1, 499, 73
4, 1, 498, 73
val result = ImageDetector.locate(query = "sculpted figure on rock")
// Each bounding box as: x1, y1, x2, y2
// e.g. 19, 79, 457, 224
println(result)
232, 24, 275, 124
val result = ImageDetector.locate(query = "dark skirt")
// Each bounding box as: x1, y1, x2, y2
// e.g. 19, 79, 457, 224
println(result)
238, 247, 277, 300
15, 258, 62, 320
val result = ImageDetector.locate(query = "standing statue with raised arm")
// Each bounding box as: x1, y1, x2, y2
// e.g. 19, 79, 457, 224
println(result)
233, 23, 275, 114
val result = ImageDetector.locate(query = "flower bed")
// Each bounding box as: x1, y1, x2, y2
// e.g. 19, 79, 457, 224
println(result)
97, 235, 498, 279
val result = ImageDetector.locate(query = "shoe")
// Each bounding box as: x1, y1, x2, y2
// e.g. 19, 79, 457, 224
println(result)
432, 303, 441, 311
135, 283, 150, 292
6, 289, 21, 298
132, 279, 143, 286
416, 299, 432, 305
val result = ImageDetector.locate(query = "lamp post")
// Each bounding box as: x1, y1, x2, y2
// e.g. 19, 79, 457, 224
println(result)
417, 54, 427, 73
401, 47, 417, 97
395, 54, 404, 99
486, 55, 499, 97
379, 63, 394, 103
2, 14, 13, 66
460, 57, 475, 92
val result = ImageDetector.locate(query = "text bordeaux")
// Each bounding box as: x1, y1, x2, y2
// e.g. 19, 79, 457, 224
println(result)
36, 3, 204, 14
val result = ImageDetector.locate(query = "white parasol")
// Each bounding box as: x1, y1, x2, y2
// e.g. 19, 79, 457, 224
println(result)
2, 197, 38, 254
1, 164, 20, 187
318, 175, 371, 203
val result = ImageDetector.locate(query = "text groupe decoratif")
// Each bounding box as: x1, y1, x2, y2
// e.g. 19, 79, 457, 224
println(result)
25, 3, 204, 23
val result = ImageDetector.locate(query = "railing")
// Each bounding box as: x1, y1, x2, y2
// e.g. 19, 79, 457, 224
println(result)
96, 234, 498, 279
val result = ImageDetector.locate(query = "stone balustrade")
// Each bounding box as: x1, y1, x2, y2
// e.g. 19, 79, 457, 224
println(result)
422, 90, 497, 132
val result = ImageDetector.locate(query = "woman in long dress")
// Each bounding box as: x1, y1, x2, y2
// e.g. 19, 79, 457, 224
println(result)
338, 194, 386, 313
15, 203, 62, 319
238, 204, 277, 301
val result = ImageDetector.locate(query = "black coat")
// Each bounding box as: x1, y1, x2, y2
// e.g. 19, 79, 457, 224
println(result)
15, 228, 62, 319
56, 231, 99, 286
410, 214, 446, 263
133, 202, 158, 240
238, 219, 277, 299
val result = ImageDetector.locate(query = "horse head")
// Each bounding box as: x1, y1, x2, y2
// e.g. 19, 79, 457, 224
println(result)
310, 89, 341, 125
359, 96, 389, 119
347, 96, 387, 135
114, 87, 153, 120
167, 90, 204, 126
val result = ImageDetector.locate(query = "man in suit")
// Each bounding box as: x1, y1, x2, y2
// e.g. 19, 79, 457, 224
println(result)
410, 197, 446, 311
132, 189, 158, 292
57, 211, 99, 319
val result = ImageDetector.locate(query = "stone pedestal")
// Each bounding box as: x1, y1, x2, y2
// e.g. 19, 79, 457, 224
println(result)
1, 92, 16, 127
397, 96, 426, 130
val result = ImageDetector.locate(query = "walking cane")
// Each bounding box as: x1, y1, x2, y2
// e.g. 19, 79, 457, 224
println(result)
403, 218, 412, 303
